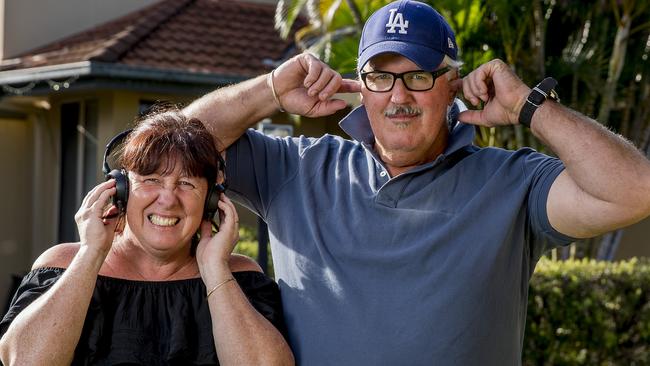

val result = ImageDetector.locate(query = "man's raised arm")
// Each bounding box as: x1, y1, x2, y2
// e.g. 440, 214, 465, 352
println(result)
184, 53, 359, 149
458, 59, 650, 239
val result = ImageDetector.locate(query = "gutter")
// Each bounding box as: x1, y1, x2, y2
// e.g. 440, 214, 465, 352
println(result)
0, 61, 249, 86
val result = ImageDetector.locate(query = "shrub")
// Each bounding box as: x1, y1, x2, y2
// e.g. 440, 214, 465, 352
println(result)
525, 258, 650, 365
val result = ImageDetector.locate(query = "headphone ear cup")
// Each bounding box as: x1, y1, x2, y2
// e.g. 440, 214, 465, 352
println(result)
203, 184, 222, 219
107, 169, 129, 213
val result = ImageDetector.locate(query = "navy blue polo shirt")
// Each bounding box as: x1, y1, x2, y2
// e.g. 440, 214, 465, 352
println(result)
226, 105, 574, 366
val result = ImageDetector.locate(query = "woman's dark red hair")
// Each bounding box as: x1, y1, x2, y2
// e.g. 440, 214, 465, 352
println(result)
119, 104, 222, 184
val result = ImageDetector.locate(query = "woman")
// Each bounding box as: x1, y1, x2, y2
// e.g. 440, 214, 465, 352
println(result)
0, 106, 294, 365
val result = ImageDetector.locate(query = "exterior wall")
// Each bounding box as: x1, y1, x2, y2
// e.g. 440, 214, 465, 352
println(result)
0, 0, 4, 60
0, 114, 34, 311
1, 0, 159, 59
30, 103, 60, 259
0, 98, 61, 310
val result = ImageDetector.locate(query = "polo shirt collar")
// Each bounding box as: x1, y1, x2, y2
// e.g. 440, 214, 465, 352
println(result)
339, 103, 475, 157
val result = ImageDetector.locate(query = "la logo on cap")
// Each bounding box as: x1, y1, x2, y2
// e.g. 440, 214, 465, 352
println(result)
385, 8, 409, 34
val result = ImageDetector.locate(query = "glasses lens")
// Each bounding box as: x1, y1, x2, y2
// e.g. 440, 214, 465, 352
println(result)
362, 68, 449, 92
364, 72, 394, 92
404, 71, 434, 91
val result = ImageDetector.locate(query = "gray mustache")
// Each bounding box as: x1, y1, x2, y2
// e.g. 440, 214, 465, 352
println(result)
384, 105, 422, 117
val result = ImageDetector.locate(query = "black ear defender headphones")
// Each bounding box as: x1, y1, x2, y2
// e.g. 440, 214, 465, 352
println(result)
204, 154, 227, 220
102, 129, 227, 219
102, 129, 132, 214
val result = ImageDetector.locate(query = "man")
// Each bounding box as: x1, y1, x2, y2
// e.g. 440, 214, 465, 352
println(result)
186, 1, 650, 364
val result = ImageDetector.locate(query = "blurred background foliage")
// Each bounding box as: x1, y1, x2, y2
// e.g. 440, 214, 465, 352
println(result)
525, 258, 650, 365
274, 0, 650, 260
234, 225, 274, 276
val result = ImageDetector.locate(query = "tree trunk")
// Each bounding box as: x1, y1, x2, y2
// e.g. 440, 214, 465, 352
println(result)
531, 0, 546, 79
597, 12, 631, 123
596, 229, 625, 260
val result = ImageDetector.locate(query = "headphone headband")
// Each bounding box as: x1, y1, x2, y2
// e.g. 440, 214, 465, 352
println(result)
102, 129, 133, 176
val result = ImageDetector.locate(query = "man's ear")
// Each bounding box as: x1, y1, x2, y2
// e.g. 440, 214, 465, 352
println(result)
357, 67, 366, 105
448, 70, 461, 105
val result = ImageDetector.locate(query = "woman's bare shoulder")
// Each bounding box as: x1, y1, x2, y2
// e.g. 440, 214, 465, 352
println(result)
31, 242, 81, 270
229, 253, 263, 273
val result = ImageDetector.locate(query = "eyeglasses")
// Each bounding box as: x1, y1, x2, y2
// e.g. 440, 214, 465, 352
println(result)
360, 66, 451, 92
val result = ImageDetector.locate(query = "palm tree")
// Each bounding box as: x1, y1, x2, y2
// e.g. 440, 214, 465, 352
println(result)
274, 0, 650, 260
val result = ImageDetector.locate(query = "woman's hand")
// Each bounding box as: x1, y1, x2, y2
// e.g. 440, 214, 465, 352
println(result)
196, 194, 240, 273
74, 179, 119, 255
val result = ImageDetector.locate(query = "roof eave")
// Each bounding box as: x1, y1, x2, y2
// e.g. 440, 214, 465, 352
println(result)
0, 61, 249, 86
0, 61, 93, 84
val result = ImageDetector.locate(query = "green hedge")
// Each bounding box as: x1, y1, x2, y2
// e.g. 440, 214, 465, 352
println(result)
525, 258, 650, 365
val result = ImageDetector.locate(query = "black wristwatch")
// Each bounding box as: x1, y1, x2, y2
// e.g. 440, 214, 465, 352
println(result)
518, 77, 559, 128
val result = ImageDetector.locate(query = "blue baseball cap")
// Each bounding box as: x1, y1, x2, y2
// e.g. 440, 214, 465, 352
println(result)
358, 0, 458, 71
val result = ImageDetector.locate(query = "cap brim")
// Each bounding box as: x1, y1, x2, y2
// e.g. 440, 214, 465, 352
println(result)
358, 40, 445, 71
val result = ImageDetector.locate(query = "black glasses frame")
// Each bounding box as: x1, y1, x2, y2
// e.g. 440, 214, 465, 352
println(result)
360, 66, 451, 92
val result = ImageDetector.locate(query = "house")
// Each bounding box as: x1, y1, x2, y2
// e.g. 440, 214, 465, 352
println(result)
0, 0, 351, 309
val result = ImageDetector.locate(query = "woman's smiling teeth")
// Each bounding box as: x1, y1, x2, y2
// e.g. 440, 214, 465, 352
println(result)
148, 214, 180, 227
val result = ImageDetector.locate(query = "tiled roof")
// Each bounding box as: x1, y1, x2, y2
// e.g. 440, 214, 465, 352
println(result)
1, 0, 300, 78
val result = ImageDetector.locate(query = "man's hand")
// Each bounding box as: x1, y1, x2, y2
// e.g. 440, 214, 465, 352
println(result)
456, 59, 531, 127
272, 53, 360, 117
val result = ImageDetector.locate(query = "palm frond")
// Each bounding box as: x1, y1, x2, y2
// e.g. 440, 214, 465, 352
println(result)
275, 0, 309, 39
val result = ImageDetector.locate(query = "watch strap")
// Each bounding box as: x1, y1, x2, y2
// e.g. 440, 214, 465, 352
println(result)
518, 77, 558, 128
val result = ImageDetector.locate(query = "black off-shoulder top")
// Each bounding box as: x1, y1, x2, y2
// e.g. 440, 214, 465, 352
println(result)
0, 267, 287, 365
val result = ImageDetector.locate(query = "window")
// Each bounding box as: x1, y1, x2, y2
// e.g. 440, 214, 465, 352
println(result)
58, 100, 98, 242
